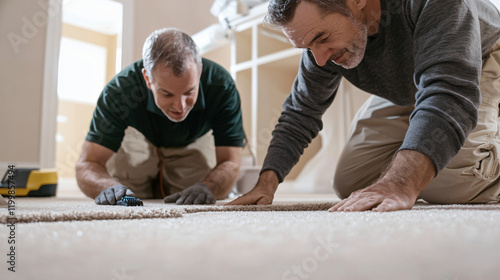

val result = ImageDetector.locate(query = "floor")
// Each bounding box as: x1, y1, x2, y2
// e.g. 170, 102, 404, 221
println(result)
2, 179, 500, 280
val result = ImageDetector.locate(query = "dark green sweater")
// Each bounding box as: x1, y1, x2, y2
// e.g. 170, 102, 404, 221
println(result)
86, 58, 246, 152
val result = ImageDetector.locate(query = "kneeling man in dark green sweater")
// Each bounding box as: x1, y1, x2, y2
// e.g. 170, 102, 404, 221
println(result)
76, 28, 246, 205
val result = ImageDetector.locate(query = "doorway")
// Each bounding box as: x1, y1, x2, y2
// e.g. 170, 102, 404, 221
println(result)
55, 0, 128, 194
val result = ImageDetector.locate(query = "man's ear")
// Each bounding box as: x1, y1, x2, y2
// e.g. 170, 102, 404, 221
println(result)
347, 0, 367, 12
142, 68, 152, 89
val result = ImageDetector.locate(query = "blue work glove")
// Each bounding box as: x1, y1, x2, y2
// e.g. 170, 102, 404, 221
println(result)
95, 184, 135, 205
164, 183, 216, 205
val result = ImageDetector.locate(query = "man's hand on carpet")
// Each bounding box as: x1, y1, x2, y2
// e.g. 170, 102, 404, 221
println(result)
328, 182, 418, 212
226, 170, 278, 205
95, 184, 135, 205
225, 188, 274, 205
164, 183, 216, 205
329, 150, 435, 212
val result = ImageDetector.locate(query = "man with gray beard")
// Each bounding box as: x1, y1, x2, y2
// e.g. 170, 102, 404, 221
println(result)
229, 0, 500, 211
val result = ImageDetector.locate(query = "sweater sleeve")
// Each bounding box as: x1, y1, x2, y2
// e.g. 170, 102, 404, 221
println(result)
399, 0, 483, 174
261, 50, 342, 182
210, 81, 246, 147
86, 88, 129, 152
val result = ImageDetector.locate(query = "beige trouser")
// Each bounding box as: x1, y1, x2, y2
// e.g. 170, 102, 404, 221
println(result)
334, 39, 500, 204
106, 127, 216, 199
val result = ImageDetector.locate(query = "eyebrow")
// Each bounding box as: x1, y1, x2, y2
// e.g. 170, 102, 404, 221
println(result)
159, 87, 196, 95
308, 31, 325, 46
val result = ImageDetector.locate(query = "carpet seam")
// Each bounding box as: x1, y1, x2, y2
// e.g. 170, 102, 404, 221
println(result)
2, 201, 500, 223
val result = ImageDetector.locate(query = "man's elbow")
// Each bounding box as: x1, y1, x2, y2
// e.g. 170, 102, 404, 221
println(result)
74, 155, 88, 182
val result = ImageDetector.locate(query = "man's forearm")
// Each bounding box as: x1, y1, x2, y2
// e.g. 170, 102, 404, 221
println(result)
75, 161, 118, 199
202, 161, 240, 199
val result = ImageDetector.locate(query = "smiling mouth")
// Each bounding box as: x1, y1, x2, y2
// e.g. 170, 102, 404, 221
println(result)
169, 107, 192, 117
169, 111, 185, 117
331, 50, 347, 63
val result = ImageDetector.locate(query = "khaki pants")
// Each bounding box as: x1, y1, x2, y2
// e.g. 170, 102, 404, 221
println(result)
106, 127, 216, 198
334, 39, 500, 204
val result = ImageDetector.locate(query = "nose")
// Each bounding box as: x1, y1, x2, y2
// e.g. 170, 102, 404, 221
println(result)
309, 45, 332, 67
172, 96, 186, 112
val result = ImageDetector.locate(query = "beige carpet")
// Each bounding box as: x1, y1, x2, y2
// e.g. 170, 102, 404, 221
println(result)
0, 196, 338, 223
0, 198, 183, 223
2, 197, 500, 223
1, 195, 500, 280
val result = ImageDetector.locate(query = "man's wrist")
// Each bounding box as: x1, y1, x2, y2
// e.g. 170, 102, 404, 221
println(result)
257, 170, 280, 192
380, 150, 435, 195
196, 182, 212, 191
199, 181, 216, 193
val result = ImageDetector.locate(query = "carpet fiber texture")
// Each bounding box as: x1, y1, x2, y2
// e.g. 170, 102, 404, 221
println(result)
2, 197, 500, 223
1, 196, 500, 280
0, 198, 184, 223
0, 197, 338, 223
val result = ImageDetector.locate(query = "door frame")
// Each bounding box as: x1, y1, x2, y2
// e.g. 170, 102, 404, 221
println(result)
40, 0, 134, 169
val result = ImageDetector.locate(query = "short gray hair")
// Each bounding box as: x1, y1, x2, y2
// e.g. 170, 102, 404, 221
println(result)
264, 0, 352, 28
142, 28, 202, 79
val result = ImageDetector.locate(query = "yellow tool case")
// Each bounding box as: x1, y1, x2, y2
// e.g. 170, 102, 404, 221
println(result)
0, 168, 58, 197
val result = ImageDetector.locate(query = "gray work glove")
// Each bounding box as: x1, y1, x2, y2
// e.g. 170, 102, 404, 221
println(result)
164, 183, 216, 205
95, 184, 135, 205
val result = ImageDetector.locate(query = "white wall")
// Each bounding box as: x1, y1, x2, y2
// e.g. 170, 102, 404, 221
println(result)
0, 0, 233, 177
132, 0, 228, 65
0, 0, 51, 169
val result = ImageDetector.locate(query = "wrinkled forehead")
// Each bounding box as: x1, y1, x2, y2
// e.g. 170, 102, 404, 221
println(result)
282, 25, 310, 48
280, 1, 325, 48
282, 16, 325, 48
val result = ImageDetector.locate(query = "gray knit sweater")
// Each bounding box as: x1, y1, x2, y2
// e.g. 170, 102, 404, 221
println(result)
262, 0, 500, 182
